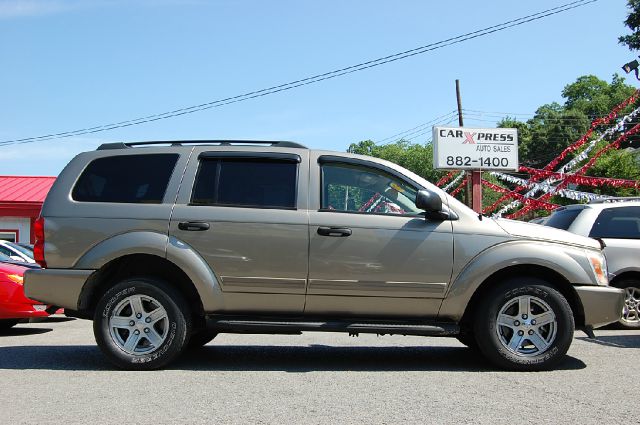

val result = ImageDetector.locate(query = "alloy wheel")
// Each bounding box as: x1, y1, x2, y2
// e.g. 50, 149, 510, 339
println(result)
495, 295, 557, 357
108, 294, 169, 355
621, 287, 640, 325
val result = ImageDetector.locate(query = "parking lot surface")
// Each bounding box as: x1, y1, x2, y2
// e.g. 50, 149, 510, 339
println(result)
0, 317, 637, 425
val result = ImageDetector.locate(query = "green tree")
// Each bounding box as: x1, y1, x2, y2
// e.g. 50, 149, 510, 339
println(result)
498, 74, 637, 167
619, 0, 640, 51
580, 147, 640, 197
562, 74, 635, 116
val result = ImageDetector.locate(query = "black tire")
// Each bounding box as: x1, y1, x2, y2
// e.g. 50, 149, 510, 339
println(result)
613, 279, 640, 329
188, 329, 218, 349
474, 278, 574, 371
0, 319, 19, 331
93, 277, 192, 370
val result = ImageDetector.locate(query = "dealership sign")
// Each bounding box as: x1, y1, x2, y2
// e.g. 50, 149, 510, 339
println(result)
433, 126, 519, 171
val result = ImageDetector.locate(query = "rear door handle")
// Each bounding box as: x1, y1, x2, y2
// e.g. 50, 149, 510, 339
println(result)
178, 221, 210, 231
317, 227, 352, 237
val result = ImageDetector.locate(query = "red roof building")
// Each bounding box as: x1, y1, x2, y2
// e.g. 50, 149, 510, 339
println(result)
0, 176, 56, 243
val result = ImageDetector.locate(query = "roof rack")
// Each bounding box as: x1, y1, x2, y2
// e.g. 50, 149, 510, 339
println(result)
588, 196, 640, 204
97, 140, 308, 150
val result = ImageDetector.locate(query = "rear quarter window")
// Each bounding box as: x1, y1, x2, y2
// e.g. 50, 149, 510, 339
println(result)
589, 206, 640, 239
72, 154, 179, 203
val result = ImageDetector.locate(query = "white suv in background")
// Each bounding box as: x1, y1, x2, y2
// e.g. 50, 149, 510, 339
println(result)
545, 198, 640, 329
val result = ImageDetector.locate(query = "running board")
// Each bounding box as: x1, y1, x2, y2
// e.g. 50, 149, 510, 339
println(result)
206, 316, 459, 337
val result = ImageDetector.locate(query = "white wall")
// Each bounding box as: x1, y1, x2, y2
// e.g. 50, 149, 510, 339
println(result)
0, 217, 31, 243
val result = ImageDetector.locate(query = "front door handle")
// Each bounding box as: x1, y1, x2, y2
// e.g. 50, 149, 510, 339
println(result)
317, 227, 352, 237
178, 221, 210, 231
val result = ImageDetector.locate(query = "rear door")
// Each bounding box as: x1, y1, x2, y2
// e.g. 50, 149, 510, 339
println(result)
169, 148, 310, 314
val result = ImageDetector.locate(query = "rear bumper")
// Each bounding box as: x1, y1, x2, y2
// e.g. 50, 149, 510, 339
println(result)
575, 285, 625, 328
24, 269, 94, 311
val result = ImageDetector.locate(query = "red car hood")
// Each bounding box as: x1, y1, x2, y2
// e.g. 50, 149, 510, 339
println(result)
0, 261, 29, 276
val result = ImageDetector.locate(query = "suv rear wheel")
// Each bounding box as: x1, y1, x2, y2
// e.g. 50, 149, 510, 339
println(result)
93, 277, 191, 370
474, 278, 574, 371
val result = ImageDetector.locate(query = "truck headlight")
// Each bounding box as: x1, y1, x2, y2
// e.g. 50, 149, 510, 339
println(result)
586, 251, 608, 286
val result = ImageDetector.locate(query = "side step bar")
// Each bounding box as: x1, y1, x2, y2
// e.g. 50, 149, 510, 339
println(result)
206, 316, 459, 337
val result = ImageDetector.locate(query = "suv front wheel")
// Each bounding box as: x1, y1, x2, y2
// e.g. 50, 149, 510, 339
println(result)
474, 278, 574, 371
93, 277, 191, 370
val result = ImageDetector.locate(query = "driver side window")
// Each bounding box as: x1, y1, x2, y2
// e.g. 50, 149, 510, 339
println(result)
321, 162, 421, 215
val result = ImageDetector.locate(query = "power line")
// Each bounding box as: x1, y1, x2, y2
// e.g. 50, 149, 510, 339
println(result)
379, 115, 459, 146
376, 110, 457, 144
0, 0, 598, 147
404, 116, 459, 143
464, 109, 634, 120
464, 114, 595, 123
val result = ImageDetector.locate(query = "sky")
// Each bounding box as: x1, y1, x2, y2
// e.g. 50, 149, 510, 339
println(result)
0, 0, 635, 176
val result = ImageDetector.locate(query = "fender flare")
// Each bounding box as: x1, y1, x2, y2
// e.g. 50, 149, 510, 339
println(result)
75, 231, 224, 311
439, 240, 596, 320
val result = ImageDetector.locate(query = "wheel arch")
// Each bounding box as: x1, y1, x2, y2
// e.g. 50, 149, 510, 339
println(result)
457, 264, 586, 330
439, 241, 595, 326
609, 270, 640, 287
77, 254, 206, 327
73, 232, 224, 321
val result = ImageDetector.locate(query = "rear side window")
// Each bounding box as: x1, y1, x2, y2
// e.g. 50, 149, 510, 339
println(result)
589, 207, 640, 239
72, 154, 179, 203
192, 158, 297, 209
545, 208, 583, 230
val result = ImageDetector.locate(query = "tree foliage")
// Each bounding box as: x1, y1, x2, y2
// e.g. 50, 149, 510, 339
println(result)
498, 74, 638, 168
619, 0, 640, 51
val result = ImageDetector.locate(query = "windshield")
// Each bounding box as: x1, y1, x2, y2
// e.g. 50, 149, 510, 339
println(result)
7, 242, 34, 258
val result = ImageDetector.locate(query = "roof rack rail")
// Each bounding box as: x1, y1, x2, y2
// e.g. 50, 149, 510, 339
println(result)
97, 140, 308, 150
588, 196, 640, 204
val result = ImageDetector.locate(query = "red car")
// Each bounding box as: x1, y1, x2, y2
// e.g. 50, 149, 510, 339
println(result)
0, 260, 50, 330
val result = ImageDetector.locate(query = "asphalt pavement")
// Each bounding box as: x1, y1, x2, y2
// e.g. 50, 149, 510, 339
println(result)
0, 317, 637, 425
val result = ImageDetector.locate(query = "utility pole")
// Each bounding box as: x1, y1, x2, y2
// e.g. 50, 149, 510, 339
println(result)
455, 79, 482, 213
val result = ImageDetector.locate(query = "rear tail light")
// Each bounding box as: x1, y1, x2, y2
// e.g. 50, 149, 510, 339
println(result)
34, 216, 47, 268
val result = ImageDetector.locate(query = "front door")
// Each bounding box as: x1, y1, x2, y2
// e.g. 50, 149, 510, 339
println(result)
305, 155, 454, 318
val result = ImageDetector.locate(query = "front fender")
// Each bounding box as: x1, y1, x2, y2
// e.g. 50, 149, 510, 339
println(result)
438, 240, 597, 320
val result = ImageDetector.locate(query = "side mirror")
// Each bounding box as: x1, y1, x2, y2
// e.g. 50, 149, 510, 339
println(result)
415, 190, 442, 213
